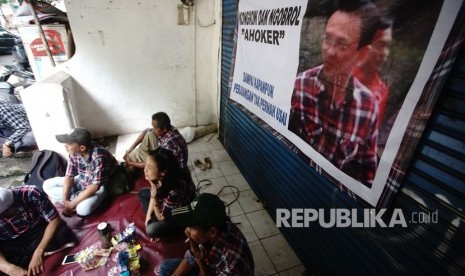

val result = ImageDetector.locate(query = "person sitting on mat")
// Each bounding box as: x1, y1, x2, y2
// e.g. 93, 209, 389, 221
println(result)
0, 186, 76, 276
43, 127, 118, 217
138, 148, 195, 241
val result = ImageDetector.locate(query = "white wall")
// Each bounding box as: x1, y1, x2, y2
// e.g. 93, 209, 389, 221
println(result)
57, 0, 220, 137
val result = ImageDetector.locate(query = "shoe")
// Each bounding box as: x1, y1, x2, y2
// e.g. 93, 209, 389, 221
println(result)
194, 159, 206, 171
204, 157, 212, 169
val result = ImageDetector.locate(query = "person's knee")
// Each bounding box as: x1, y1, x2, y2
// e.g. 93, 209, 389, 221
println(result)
146, 222, 159, 237
147, 220, 177, 237
137, 191, 144, 201
75, 205, 92, 217
22, 131, 36, 147
42, 178, 56, 194
138, 188, 149, 197
75, 201, 98, 217
159, 258, 182, 276
159, 261, 171, 275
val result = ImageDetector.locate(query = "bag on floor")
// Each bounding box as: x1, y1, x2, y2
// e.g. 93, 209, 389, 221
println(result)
24, 150, 68, 190
108, 164, 134, 196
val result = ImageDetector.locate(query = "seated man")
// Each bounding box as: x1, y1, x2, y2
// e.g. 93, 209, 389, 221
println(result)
124, 112, 194, 193
124, 112, 188, 170
152, 112, 188, 170
0, 102, 37, 158
0, 186, 76, 276
123, 127, 158, 169
43, 127, 118, 217
160, 193, 254, 276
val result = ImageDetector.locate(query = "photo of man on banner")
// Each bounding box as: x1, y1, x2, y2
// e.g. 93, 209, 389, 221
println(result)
288, 1, 383, 187
229, 0, 462, 207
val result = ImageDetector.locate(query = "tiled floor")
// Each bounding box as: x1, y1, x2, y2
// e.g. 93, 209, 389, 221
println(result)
115, 132, 305, 276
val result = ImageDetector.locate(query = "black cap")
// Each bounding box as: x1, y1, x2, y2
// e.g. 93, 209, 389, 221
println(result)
56, 127, 91, 145
171, 193, 227, 227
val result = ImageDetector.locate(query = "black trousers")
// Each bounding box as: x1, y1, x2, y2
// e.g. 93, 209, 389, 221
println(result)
138, 188, 183, 237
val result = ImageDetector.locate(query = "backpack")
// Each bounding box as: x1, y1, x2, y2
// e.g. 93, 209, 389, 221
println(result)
108, 164, 135, 196
24, 150, 68, 190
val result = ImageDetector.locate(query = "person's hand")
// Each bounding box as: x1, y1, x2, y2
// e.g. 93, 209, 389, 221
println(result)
123, 151, 130, 165
27, 248, 44, 276
2, 143, 13, 158
188, 239, 206, 262
62, 200, 76, 217
5, 264, 27, 276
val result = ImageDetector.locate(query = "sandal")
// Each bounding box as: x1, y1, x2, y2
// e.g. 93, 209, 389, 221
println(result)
204, 157, 212, 169
194, 159, 206, 171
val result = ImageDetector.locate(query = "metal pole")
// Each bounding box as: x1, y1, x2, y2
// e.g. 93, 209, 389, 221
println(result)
28, 1, 55, 67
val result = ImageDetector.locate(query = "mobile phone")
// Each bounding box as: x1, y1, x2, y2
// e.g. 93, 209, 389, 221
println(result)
62, 254, 77, 265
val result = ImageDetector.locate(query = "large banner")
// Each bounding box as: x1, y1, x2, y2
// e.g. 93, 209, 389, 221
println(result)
230, 0, 464, 207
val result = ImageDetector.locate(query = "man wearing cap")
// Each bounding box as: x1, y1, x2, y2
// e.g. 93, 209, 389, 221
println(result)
159, 193, 254, 276
43, 127, 118, 217
0, 186, 76, 276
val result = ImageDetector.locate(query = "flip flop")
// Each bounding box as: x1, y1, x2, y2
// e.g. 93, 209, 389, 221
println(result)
194, 159, 206, 171
204, 157, 212, 169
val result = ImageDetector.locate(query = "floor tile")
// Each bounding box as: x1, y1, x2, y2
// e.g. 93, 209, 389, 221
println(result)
205, 135, 225, 151
195, 176, 232, 196
278, 265, 306, 276
246, 209, 280, 239
230, 214, 259, 243
249, 240, 277, 276
193, 166, 224, 180
238, 189, 265, 213
261, 234, 301, 272
187, 140, 210, 154
217, 160, 240, 176
225, 173, 252, 192
219, 192, 244, 217
210, 148, 232, 162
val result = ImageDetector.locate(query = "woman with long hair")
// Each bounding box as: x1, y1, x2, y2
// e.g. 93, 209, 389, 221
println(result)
138, 147, 194, 241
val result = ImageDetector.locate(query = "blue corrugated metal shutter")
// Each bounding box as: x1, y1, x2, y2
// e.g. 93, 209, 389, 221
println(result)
219, 0, 237, 143
220, 1, 465, 274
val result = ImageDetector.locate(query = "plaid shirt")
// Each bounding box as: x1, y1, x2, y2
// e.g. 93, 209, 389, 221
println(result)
158, 126, 188, 169
289, 65, 378, 186
0, 186, 58, 241
0, 102, 32, 144
66, 142, 117, 190
354, 67, 389, 125
157, 189, 187, 219
201, 222, 254, 275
